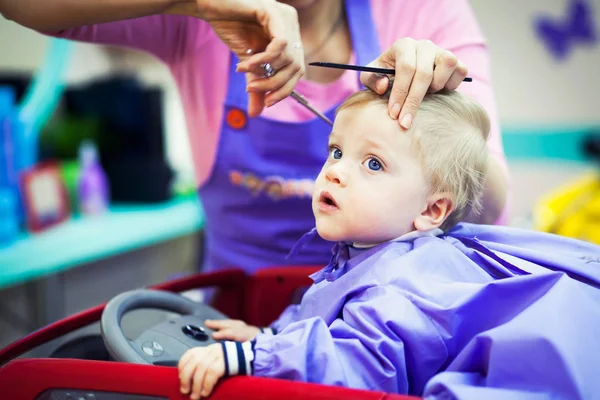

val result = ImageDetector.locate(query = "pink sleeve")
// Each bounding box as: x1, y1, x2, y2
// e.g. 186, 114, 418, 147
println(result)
47, 15, 229, 187
372, 0, 510, 224
49, 14, 212, 64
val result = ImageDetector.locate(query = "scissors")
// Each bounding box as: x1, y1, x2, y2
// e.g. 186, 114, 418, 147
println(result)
289, 90, 333, 126
262, 62, 333, 126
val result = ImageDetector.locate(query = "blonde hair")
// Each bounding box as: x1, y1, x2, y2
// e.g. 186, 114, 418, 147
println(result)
336, 88, 490, 230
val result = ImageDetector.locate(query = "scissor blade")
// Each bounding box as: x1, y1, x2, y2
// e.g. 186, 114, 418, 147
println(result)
290, 90, 333, 126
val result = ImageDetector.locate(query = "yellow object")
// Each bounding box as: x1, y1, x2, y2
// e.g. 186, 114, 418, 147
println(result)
533, 173, 600, 244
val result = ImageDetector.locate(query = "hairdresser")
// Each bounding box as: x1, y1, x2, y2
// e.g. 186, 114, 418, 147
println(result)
0, 0, 509, 273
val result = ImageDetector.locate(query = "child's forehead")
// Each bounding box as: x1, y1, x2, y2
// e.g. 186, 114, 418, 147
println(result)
345, 101, 387, 116
333, 104, 403, 139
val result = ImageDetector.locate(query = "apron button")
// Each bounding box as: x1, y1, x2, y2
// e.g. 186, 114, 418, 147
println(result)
226, 108, 248, 130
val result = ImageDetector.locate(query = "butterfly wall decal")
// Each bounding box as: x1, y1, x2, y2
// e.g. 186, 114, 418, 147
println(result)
534, 0, 597, 61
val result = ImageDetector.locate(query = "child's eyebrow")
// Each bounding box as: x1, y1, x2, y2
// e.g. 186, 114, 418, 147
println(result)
328, 130, 341, 142
362, 136, 388, 152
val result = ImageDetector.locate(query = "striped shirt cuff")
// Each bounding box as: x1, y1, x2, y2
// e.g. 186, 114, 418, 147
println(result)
259, 327, 277, 335
221, 340, 255, 377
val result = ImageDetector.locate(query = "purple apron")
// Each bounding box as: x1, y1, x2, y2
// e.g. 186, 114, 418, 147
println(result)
198, 0, 381, 274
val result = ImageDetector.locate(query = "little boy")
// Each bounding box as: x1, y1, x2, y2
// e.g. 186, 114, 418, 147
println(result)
178, 89, 600, 400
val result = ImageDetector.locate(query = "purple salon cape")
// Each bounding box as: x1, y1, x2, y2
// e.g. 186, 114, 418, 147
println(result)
252, 223, 600, 399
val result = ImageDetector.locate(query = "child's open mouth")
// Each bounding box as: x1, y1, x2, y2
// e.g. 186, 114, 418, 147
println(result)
318, 190, 339, 212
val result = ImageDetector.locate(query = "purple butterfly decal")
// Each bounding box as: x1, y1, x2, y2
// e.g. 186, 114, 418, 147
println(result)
534, 0, 597, 61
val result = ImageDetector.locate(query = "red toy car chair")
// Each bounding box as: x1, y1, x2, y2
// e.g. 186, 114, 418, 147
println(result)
0, 267, 419, 400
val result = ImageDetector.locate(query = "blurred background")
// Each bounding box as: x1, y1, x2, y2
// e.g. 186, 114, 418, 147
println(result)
0, 0, 599, 351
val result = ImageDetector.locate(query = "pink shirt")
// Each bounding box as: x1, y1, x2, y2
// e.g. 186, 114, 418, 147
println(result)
51, 0, 508, 221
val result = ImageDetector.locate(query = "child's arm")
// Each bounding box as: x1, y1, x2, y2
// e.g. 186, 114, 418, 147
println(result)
269, 304, 300, 333
220, 285, 448, 394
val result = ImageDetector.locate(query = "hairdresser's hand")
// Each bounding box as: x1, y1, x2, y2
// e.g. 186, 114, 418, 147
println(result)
179, 344, 225, 400
205, 319, 261, 342
360, 38, 468, 130
172, 0, 304, 117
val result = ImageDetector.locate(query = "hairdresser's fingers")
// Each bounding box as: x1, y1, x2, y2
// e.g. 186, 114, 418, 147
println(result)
248, 92, 266, 117
388, 38, 418, 120
360, 38, 418, 119
246, 59, 301, 97
236, 38, 294, 75
204, 1, 302, 67
258, 1, 303, 67
360, 71, 392, 95
445, 60, 469, 90
244, 52, 302, 115
246, 72, 267, 117
430, 50, 457, 93
237, 2, 302, 114
396, 40, 436, 130
264, 72, 302, 106
206, 1, 302, 117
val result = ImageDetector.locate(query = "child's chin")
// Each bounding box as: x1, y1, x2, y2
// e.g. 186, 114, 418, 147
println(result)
316, 226, 344, 242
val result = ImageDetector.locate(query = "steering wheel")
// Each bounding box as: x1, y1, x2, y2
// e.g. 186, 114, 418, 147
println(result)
101, 289, 228, 365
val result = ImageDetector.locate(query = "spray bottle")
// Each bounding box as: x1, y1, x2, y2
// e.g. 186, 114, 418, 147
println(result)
77, 140, 109, 215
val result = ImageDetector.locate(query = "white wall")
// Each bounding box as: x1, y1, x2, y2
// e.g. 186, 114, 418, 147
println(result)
0, 18, 48, 70
470, 0, 600, 125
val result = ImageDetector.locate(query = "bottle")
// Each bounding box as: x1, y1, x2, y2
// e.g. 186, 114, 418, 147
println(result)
0, 187, 18, 246
0, 86, 25, 227
77, 140, 109, 215
0, 87, 14, 192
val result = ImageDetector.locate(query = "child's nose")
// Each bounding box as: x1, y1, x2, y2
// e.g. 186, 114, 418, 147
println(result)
325, 164, 346, 186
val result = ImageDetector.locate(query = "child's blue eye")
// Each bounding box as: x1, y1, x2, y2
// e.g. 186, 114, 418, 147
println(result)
330, 148, 342, 159
364, 157, 382, 171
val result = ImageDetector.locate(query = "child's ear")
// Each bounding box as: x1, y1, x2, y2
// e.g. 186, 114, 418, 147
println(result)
414, 195, 454, 231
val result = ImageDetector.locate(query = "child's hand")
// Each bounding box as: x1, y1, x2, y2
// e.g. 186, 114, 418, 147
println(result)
205, 319, 261, 342
178, 343, 225, 399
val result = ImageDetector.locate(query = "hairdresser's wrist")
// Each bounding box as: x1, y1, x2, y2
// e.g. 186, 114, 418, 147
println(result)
164, 0, 201, 17
167, 0, 272, 22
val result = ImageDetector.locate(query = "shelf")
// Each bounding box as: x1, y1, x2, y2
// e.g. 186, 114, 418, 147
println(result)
0, 196, 205, 290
